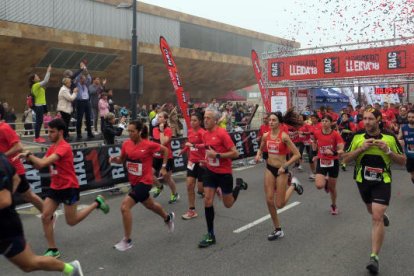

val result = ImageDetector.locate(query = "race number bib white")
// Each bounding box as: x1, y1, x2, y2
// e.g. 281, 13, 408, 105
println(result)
154, 152, 161, 158
190, 146, 198, 152
187, 161, 195, 170
49, 164, 58, 175
320, 159, 334, 168
407, 144, 414, 154
363, 166, 383, 182
207, 157, 220, 167
126, 161, 142, 176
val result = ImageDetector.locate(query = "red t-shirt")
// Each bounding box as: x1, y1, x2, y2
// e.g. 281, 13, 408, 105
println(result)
280, 123, 289, 134
121, 139, 161, 186
328, 111, 339, 122
186, 128, 206, 163
299, 124, 312, 145
313, 129, 344, 160
381, 109, 395, 122
258, 124, 270, 139
0, 123, 25, 175
46, 140, 79, 190
287, 125, 300, 143
203, 127, 235, 174
152, 127, 173, 159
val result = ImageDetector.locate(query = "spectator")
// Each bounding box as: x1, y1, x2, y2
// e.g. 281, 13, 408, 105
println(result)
103, 112, 125, 145
28, 64, 52, 143
107, 89, 115, 113
22, 106, 34, 136
75, 72, 94, 139
89, 77, 106, 134
43, 111, 53, 134
234, 106, 245, 125
57, 77, 78, 140
98, 92, 110, 134
4, 105, 17, 130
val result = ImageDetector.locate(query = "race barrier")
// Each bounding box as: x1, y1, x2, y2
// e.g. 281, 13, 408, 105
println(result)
23, 130, 260, 197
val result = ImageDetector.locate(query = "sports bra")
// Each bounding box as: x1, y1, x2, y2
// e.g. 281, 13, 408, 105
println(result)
266, 131, 289, 155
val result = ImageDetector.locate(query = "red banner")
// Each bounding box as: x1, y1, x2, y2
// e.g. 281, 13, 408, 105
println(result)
268, 45, 414, 82
251, 50, 271, 112
159, 36, 191, 128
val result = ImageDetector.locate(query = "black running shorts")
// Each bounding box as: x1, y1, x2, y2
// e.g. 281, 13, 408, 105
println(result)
186, 162, 205, 182
202, 168, 233, 194
16, 174, 30, 194
128, 184, 152, 203
316, 159, 339, 178
357, 181, 391, 206
46, 188, 80, 206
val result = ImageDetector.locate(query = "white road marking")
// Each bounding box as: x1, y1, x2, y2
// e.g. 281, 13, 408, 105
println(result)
234, 165, 256, 171
233, 201, 301, 233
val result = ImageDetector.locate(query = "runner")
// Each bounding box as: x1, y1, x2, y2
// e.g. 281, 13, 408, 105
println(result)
343, 109, 405, 274
0, 117, 44, 213
298, 114, 317, 179
15, 118, 110, 258
398, 109, 414, 185
179, 113, 206, 220
0, 153, 84, 276
151, 111, 180, 203
198, 108, 248, 248
255, 112, 303, 241
337, 113, 356, 171
109, 120, 175, 251
312, 115, 344, 215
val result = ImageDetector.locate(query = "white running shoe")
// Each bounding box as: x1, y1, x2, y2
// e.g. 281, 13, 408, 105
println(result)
166, 212, 175, 233
69, 260, 84, 276
308, 173, 316, 180
297, 165, 303, 171
114, 238, 133, 251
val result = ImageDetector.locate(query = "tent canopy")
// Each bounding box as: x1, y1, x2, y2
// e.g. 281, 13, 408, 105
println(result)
312, 88, 350, 112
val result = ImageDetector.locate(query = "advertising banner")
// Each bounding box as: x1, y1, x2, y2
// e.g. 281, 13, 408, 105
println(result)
159, 36, 191, 128
269, 88, 289, 113
24, 130, 260, 197
251, 50, 271, 112
268, 45, 414, 82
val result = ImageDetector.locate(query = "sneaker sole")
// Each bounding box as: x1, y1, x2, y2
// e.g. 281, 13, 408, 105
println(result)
72, 260, 84, 276
366, 264, 379, 274
198, 241, 216, 248
114, 245, 133, 251
182, 214, 198, 220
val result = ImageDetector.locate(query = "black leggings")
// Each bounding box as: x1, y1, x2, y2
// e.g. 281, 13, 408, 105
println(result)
60, 111, 71, 138
34, 105, 45, 138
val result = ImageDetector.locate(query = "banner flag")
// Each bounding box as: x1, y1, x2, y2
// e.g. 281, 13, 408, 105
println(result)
251, 50, 271, 112
159, 36, 191, 128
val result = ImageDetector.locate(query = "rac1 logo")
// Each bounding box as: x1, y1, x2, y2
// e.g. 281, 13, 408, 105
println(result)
324, 57, 339, 74
387, 51, 406, 69
271, 62, 284, 77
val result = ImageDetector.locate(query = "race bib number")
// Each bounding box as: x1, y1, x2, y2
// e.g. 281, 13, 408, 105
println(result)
187, 161, 195, 170
267, 141, 279, 154
320, 159, 334, 168
363, 166, 383, 182
207, 157, 220, 167
190, 146, 198, 152
49, 164, 58, 175
407, 144, 414, 154
126, 161, 142, 176
154, 152, 161, 158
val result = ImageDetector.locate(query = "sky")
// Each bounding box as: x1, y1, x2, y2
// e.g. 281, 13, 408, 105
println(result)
140, 0, 414, 49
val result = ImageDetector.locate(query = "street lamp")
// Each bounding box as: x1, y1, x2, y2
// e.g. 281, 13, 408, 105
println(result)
117, 1, 138, 120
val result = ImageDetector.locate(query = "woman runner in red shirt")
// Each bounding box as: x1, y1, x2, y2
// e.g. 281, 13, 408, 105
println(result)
179, 113, 206, 220
312, 115, 344, 215
109, 120, 175, 251
255, 112, 303, 241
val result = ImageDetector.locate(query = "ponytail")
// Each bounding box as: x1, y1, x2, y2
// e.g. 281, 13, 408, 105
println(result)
141, 124, 149, 139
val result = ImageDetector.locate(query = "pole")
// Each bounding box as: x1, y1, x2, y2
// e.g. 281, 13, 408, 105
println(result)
130, 0, 138, 120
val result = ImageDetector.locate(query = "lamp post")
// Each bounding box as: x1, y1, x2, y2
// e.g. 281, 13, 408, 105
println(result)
117, 1, 138, 120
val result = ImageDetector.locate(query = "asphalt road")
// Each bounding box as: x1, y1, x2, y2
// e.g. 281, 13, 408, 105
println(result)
2, 163, 414, 276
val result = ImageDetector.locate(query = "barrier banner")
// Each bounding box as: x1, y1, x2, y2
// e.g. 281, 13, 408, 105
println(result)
159, 36, 191, 129
251, 49, 271, 112
268, 44, 414, 82
23, 130, 259, 196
